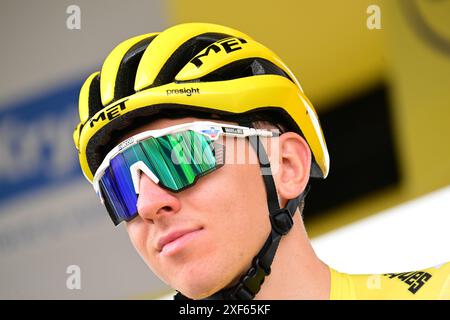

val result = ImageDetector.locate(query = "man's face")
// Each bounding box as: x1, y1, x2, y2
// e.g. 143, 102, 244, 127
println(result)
123, 117, 275, 299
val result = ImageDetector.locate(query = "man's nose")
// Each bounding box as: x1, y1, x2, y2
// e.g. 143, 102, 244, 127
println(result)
136, 172, 181, 222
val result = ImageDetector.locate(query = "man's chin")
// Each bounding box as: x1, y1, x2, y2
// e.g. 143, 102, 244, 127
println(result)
173, 273, 234, 300
177, 286, 221, 300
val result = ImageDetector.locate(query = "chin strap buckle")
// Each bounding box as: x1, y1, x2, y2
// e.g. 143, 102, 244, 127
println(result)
227, 257, 271, 300
270, 208, 294, 235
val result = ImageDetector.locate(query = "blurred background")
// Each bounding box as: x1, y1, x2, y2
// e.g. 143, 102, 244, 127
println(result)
0, 0, 449, 299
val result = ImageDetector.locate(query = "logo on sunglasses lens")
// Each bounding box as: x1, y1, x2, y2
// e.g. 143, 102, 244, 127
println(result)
118, 137, 135, 151
201, 127, 221, 138
223, 127, 244, 135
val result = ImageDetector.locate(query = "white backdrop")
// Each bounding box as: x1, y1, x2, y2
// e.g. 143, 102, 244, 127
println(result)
313, 185, 450, 274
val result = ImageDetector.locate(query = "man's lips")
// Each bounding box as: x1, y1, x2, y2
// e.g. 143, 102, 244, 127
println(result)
156, 227, 203, 252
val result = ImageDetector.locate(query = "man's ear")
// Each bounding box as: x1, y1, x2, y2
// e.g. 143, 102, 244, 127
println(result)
272, 132, 311, 201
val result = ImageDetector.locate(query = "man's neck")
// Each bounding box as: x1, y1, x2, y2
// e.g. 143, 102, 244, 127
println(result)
254, 214, 330, 299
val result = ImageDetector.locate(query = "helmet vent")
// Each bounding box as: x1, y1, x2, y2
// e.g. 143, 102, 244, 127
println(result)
87, 74, 102, 118
199, 58, 293, 82
150, 33, 232, 88
113, 35, 157, 104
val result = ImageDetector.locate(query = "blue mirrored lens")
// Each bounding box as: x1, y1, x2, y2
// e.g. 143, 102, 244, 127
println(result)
110, 153, 138, 216
99, 130, 223, 225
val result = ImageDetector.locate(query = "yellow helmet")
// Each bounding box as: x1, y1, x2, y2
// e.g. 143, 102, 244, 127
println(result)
73, 22, 330, 182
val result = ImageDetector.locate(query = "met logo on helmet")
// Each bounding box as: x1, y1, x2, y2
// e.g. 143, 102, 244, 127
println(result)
89, 100, 128, 128
190, 37, 248, 68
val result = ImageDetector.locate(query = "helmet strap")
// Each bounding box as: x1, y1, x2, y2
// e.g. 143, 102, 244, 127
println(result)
174, 121, 310, 300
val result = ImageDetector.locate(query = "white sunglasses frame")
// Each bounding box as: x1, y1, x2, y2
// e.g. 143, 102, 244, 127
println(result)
92, 121, 275, 203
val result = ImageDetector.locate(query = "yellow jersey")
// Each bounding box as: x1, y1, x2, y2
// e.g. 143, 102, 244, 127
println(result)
330, 262, 450, 299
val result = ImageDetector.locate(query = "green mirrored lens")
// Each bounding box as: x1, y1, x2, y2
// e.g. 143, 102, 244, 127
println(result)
140, 130, 220, 191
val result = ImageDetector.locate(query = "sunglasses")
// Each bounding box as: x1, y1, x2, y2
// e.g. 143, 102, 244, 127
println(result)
93, 121, 275, 225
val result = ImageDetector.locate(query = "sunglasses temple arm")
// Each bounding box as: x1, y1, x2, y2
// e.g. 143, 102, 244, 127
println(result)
241, 127, 274, 138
